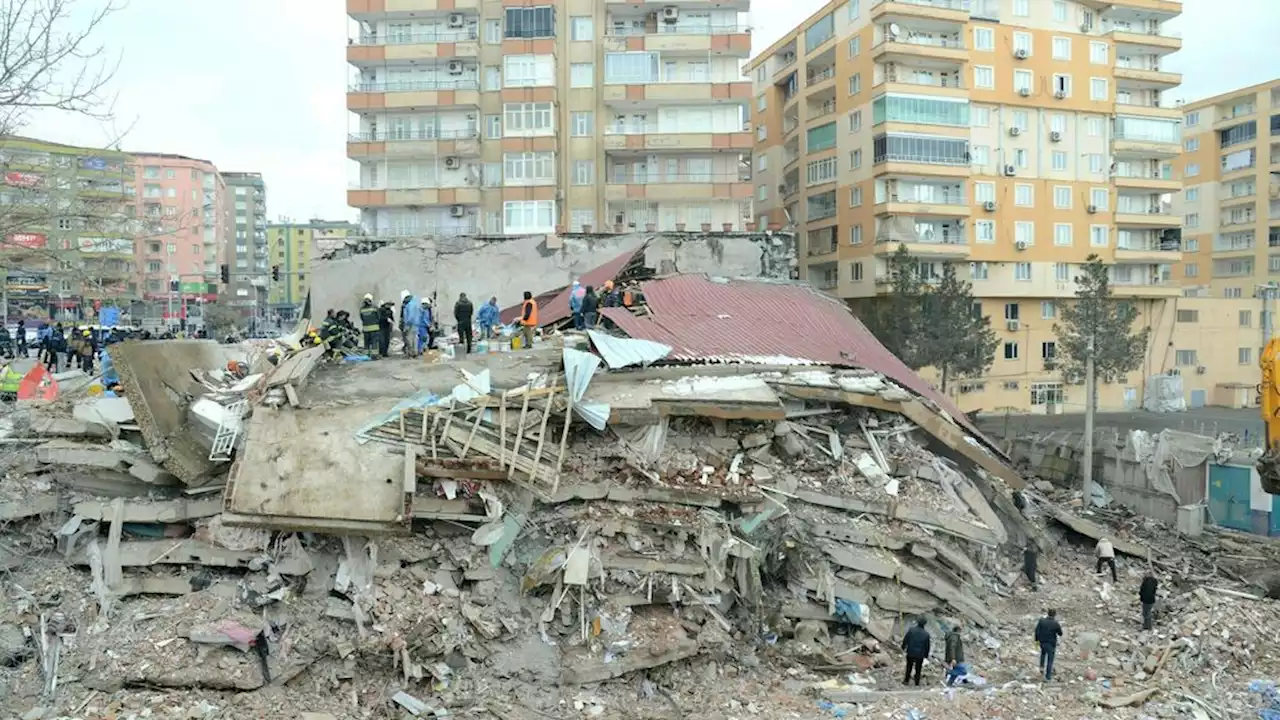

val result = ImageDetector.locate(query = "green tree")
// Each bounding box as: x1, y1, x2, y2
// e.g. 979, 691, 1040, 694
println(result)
203, 303, 242, 338
864, 244, 927, 368
1053, 254, 1150, 381
924, 263, 998, 393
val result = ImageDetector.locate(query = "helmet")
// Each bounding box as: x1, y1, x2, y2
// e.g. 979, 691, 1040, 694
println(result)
363, 293, 373, 302
83, 330, 91, 336
400, 290, 410, 300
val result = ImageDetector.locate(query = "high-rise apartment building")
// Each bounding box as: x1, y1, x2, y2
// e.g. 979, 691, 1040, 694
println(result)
131, 153, 229, 324
345, 0, 753, 237
0, 136, 137, 323
1176, 78, 1280, 296
266, 219, 359, 320
221, 172, 269, 321
749, 0, 1184, 412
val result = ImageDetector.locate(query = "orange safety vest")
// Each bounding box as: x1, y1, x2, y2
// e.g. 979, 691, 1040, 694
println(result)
520, 299, 539, 326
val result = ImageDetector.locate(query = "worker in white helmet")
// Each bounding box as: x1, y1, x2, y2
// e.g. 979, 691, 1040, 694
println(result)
358, 293, 380, 359
377, 298, 396, 358
398, 289, 421, 358
417, 294, 434, 352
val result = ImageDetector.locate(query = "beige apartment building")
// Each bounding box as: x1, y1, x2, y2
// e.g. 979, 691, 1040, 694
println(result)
345, 0, 754, 237
747, 0, 1208, 413
1175, 78, 1280, 297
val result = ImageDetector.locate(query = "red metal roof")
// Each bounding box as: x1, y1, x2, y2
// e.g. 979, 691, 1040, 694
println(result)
600, 274, 991, 441
500, 246, 644, 327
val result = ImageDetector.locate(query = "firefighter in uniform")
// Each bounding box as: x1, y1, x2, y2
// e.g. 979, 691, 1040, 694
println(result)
358, 293, 381, 359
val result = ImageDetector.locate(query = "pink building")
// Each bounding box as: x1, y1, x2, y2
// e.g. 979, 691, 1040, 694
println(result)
129, 153, 231, 324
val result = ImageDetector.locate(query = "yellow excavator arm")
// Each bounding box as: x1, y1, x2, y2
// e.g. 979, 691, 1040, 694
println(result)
1259, 337, 1280, 493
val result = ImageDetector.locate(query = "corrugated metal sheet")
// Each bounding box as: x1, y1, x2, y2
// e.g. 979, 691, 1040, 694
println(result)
586, 329, 671, 369
499, 246, 646, 327
601, 274, 992, 443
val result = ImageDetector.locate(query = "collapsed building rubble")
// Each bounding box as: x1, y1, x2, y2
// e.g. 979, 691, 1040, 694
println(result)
3, 276, 1280, 719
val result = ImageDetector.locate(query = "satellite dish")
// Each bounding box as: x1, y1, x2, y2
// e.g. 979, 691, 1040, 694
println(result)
888, 23, 900, 37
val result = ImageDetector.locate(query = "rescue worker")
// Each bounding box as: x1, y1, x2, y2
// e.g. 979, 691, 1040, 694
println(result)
581, 285, 599, 329
1034, 609, 1063, 681
900, 618, 930, 686
79, 329, 97, 374
67, 328, 82, 369
568, 280, 585, 330
16, 319, 26, 358
1095, 537, 1117, 582
400, 290, 422, 358
1139, 574, 1158, 630
1023, 545, 1038, 590
944, 623, 965, 686
601, 280, 621, 308
43, 323, 66, 373
417, 297, 433, 352
454, 293, 474, 354
358, 293, 381, 359
476, 296, 500, 339
518, 291, 538, 349
378, 299, 395, 358
0, 325, 11, 359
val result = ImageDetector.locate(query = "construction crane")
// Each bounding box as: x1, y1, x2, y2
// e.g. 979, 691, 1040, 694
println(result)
1259, 337, 1280, 493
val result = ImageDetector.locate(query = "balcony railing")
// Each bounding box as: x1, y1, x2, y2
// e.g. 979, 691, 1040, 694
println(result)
1104, 23, 1181, 40
885, 34, 965, 50
350, 79, 479, 92
808, 203, 837, 221
1114, 166, 1176, 181
876, 0, 971, 9
881, 192, 966, 205
1118, 238, 1181, 252
354, 29, 478, 45
880, 73, 966, 90
1113, 130, 1180, 144
349, 129, 479, 142
1214, 236, 1256, 252
783, 116, 800, 134
606, 23, 747, 36
604, 122, 749, 135
809, 102, 837, 119
806, 67, 836, 86
1221, 214, 1257, 228
607, 172, 746, 184
1116, 202, 1174, 216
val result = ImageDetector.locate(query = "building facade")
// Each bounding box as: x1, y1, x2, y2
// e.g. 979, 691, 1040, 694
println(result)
1176, 78, 1280, 297
0, 136, 137, 323
749, 0, 1185, 412
266, 219, 359, 320
221, 172, 269, 321
345, 0, 753, 237
130, 153, 228, 325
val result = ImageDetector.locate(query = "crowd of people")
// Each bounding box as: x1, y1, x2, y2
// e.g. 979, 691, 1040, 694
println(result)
0, 320, 158, 374
317, 290, 509, 361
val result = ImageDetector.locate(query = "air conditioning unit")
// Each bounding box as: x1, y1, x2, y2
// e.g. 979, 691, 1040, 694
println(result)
1079, 23, 1091, 33
983, 200, 996, 212
662, 6, 679, 22
444, 156, 460, 170
1015, 239, 1028, 251
1006, 319, 1020, 331
447, 13, 464, 28
1009, 126, 1022, 137
1087, 204, 1098, 214
1050, 131, 1062, 142
1014, 48, 1028, 59
1018, 87, 1032, 98
447, 60, 464, 74
1054, 91, 1067, 100
1003, 165, 1016, 176
1044, 359, 1057, 370
1196, 365, 1207, 375
449, 204, 466, 218
1117, 375, 1129, 384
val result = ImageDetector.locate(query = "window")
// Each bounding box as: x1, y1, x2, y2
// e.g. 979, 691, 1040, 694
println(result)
505, 7, 555, 39
1052, 37, 1071, 60
1186, 163, 1200, 177
1031, 383, 1064, 407
503, 152, 555, 183
848, 73, 861, 95
1185, 238, 1199, 251
971, 106, 990, 127
1015, 262, 1032, 280
970, 262, 989, 280
1050, 114, 1067, 134
848, 110, 861, 131
975, 219, 995, 244
503, 200, 556, 234
804, 12, 834, 50
1041, 301, 1056, 319
1041, 341, 1057, 360
850, 225, 863, 245
849, 187, 863, 206
806, 157, 839, 184
485, 114, 502, 139
1055, 263, 1070, 282
757, 94, 767, 111
1176, 309, 1199, 323
1184, 213, 1200, 228
971, 145, 989, 167
571, 111, 593, 136
165, 169, 175, 179
872, 94, 970, 126
1090, 42, 1108, 65
1090, 77, 1109, 101
973, 66, 994, 89
504, 55, 554, 87
1186, 111, 1200, 127
1013, 32, 1032, 55
484, 66, 501, 90
1240, 348, 1253, 365
143, 166, 160, 179
807, 122, 837, 152
1185, 263, 1198, 277
504, 102, 554, 134
572, 160, 594, 186
1090, 225, 1109, 247
1088, 154, 1105, 174
1013, 70, 1032, 94
974, 182, 995, 204
1052, 151, 1067, 171
1185, 138, 1199, 151
1014, 148, 1028, 168
1015, 221, 1034, 246
1053, 186, 1071, 209
1011, 110, 1029, 131
1053, 1, 1068, 21
571, 16, 593, 41
1175, 349, 1198, 366
757, 155, 768, 172
1005, 303, 1020, 320
973, 27, 994, 51
1086, 117, 1103, 136
847, 36, 861, 57
1241, 310, 1253, 327
1015, 184, 1033, 206
851, 261, 863, 280
1226, 287, 1244, 299
1004, 342, 1020, 360
570, 63, 594, 87
1012, 0, 1029, 16
484, 19, 501, 44
1090, 188, 1109, 210
850, 149, 862, 168
757, 185, 768, 201
1053, 74, 1071, 97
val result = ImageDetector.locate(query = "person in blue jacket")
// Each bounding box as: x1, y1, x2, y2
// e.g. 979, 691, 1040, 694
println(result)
476, 296, 500, 339
416, 297, 434, 351
568, 280, 584, 330
400, 291, 422, 358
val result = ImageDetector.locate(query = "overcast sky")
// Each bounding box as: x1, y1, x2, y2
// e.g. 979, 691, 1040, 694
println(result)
29, 0, 1280, 224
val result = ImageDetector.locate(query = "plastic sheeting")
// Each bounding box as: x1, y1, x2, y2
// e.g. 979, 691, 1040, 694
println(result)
1142, 374, 1186, 413
1124, 428, 1230, 503
563, 347, 610, 430
586, 329, 671, 369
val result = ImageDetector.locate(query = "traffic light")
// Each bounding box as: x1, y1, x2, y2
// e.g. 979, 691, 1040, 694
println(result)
219, 264, 229, 284
169, 279, 179, 292
271, 265, 281, 282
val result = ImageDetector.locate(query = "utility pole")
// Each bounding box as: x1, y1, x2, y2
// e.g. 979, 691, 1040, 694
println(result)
1260, 283, 1278, 347
1083, 335, 1096, 498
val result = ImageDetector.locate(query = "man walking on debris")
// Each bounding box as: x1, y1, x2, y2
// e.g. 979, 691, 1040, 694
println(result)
378, 299, 395, 358
1096, 537, 1117, 582
1023, 545, 1038, 590
901, 617, 931, 686
454, 293, 474, 354
358, 294, 380, 359
1034, 609, 1063, 681
1139, 573, 1159, 630
944, 623, 965, 686
581, 284, 599, 329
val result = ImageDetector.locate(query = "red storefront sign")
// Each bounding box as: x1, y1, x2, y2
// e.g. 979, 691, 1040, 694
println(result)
3, 171, 41, 188
5, 232, 47, 249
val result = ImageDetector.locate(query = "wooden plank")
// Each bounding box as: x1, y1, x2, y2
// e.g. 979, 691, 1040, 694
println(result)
417, 466, 508, 480
552, 387, 573, 496
507, 390, 532, 479
75, 539, 313, 575
460, 407, 484, 458
498, 389, 509, 469
74, 498, 222, 523
527, 376, 557, 486
104, 497, 125, 591
403, 445, 417, 495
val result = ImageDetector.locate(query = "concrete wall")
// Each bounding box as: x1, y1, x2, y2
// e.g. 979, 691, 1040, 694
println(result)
310, 231, 798, 321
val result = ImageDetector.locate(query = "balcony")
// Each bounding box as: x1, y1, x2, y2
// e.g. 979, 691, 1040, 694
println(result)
873, 32, 968, 65
1115, 201, 1179, 228
1110, 276, 1180, 298
870, 0, 971, 25
1113, 64, 1181, 90
1114, 98, 1181, 121
602, 122, 753, 152
347, 79, 480, 111
807, 261, 840, 291
1105, 25, 1182, 53
874, 216, 970, 259
347, 129, 481, 159
874, 196, 969, 218
602, 22, 751, 57
1112, 164, 1179, 192
1219, 188, 1257, 209
604, 0, 750, 7
348, 186, 481, 208
806, 226, 839, 257
602, 78, 751, 105
1114, 235, 1182, 263
1112, 131, 1180, 158
873, 135, 971, 178
348, 29, 479, 64
604, 172, 751, 203
347, 0, 481, 18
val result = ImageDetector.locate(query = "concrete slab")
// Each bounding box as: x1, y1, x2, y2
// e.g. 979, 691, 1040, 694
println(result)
225, 403, 409, 533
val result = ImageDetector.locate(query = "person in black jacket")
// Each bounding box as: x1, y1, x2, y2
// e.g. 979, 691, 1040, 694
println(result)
1023, 546, 1038, 590
900, 618, 931, 686
453, 293, 474, 354
1139, 575, 1158, 630
358, 295, 381, 359
1034, 609, 1063, 681
377, 300, 395, 358
581, 285, 599, 329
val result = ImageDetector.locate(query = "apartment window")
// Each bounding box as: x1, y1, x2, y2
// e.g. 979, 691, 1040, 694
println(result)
503, 200, 556, 234
1015, 221, 1034, 246
484, 19, 502, 44
850, 225, 863, 245
971, 106, 990, 127
971, 145, 989, 166
804, 12, 834, 50
1090, 225, 1109, 247
975, 220, 995, 244
1053, 1, 1068, 22
757, 94, 767, 111
504, 55, 554, 87
1041, 300, 1056, 319
1185, 263, 1199, 277
571, 111, 594, 136
1055, 263, 1070, 282
849, 187, 862, 206
571, 16, 593, 41
1086, 117, 1103, 136
847, 36, 861, 57
572, 160, 594, 186
1185, 138, 1199, 151
570, 63, 594, 87
848, 73, 861, 95
166, 187, 176, 198
1176, 309, 1199, 323
970, 262, 989, 280
505, 7, 555, 39
1014, 148, 1028, 168
504, 102, 554, 134
1013, 70, 1032, 94
1004, 342, 1020, 360
806, 157, 839, 184
1042, 342, 1057, 360
1051, 151, 1067, 171
1090, 188, 1109, 210
850, 149, 862, 168
1186, 163, 1200, 177
1241, 310, 1253, 327
1052, 37, 1071, 60
1014, 262, 1032, 281
486, 115, 502, 139
1015, 184, 1033, 207
847, 0, 860, 19
757, 125, 767, 141
484, 66, 501, 91
973, 66, 994, 89
143, 166, 160, 179
1185, 238, 1199, 251
1225, 287, 1244, 299
1053, 74, 1072, 97
164, 168, 175, 179
1186, 111, 1200, 127
852, 261, 863, 280
757, 184, 768, 201
1050, 114, 1067, 134
1090, 42, 1109, 65
1175, 350, 1198, 367
1053, 186, 1071, 209
1012, 0, 1030, 16
1090, 77, 1109, 101
1012, 32, 1032, 56
974, 182, 995, 204
1012, 110, 1029, 131
1240, 348, 1254, 365
973, 27, 994, 51
503, 152, 555, 183
849, 110, 862, 132
1185, 213, 1200, 228
757, 154, 768, 172
1088, 154, 1105, 174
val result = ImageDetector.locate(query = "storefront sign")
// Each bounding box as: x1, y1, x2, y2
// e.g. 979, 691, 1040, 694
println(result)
5, 272, 48, 292
5, 232, 47, 249
77, 237, 133, 253
3, 171, 41, 188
